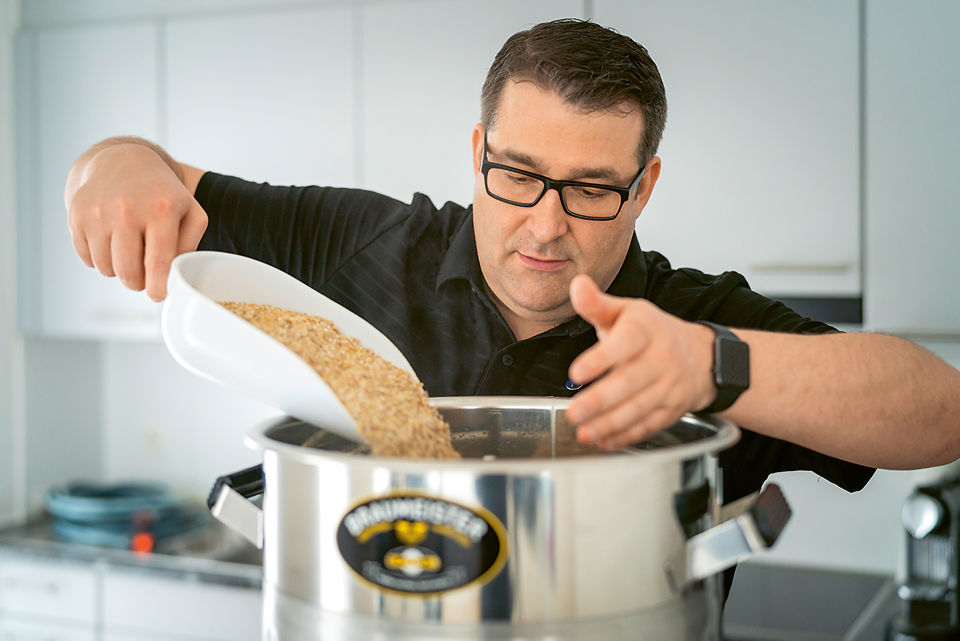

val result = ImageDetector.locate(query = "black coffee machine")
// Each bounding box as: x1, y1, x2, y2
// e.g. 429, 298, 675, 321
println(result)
888, 475, 960, 640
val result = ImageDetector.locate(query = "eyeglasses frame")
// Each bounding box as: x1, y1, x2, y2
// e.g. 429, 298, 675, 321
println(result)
480, 132, 647, 221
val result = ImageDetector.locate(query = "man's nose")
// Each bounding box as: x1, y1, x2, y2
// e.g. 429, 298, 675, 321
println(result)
525, 188, 569, 244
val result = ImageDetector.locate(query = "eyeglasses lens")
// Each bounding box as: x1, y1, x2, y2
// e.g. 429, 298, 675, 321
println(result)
486, 167, 620, 219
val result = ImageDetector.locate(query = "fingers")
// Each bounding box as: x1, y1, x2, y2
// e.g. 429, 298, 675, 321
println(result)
111, 227, 146, 291
565, 292, 711, 449
88, 230, 116, 278
568, 320, 649, 389
69, 224, 94, 268
594, 406, 681, 450
177, 200, 208, 255
144, 214, 182, 302
569, 274, 627, 340
569, 356, 656, 426
64, 144, 201, 301
573, 368, 681, 446
567, 274, 644, 387
77, 205, 193, 300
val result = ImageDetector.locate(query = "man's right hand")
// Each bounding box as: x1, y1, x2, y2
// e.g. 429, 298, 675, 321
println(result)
65, 138, 208, 301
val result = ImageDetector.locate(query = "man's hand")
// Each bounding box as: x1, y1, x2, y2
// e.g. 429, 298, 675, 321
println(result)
65, 139, 207, 301
565, 274, 718, 449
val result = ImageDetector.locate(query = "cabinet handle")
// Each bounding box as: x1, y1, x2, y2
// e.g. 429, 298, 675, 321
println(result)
750, 262, 853, 274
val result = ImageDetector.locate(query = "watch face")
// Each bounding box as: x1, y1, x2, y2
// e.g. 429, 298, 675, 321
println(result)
717, 336, 750, 391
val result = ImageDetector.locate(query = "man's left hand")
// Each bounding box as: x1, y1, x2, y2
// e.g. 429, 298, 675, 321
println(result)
565, 274, 718, 449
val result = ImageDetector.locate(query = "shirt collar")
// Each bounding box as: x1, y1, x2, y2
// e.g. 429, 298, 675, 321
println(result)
436, 209, 485, 293
606, 234, 648, 299
435, 210, 649, 334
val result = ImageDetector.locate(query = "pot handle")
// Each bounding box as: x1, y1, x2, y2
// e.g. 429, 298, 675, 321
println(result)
207, 464, 264, 549
665, 483, 791, 590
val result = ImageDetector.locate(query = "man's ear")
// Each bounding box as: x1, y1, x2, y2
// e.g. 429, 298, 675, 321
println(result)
633, 155, 662, 220
471, 124, 484, 175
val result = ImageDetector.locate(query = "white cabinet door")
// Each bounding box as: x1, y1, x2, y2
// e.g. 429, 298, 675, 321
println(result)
864, 1, 960, 333
360, 0, 584, 208
0, 617, 96, 641
102, 570, 260, 641
0, 556, 98, 626
20, 22, 163, 339
596, 0, 861, 298
165, 5, 357, 189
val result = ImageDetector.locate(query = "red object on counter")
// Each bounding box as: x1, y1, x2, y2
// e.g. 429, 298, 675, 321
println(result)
130, 531, 155, 554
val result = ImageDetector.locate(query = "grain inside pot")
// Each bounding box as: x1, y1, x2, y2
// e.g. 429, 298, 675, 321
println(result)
219, 302, 459, 459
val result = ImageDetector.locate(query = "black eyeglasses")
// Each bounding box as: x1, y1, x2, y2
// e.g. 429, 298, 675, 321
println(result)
480, 133, 646, 221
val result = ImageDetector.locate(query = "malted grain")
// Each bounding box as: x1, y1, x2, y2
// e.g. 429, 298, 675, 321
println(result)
220, 302, 459, 459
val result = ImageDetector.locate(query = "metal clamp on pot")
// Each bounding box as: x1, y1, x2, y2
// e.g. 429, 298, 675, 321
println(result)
208, 464, 265, 549
665, 484, 791, 591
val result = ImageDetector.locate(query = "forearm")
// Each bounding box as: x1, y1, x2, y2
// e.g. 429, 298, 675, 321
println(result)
724, 330, 960, 469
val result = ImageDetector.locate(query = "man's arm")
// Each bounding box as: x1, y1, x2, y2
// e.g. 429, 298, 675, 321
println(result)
565, 275, 960, 470
64, 136, 208, 301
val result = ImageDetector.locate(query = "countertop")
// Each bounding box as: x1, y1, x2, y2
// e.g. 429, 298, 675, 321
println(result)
1, 516, 909, 638
0, 514, 262, 589
724, 561, 902, 641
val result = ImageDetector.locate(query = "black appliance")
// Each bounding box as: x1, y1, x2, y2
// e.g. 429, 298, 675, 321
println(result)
888, 475, 960, 640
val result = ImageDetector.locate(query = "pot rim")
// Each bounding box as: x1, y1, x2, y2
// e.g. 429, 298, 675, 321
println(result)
243, 396, 740, 473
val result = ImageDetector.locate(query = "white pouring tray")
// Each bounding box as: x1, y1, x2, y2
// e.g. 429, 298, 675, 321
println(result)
161, 251, 418, 443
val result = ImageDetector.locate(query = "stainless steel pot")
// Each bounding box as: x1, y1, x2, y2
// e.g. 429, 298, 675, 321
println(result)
209, 397, 790, 641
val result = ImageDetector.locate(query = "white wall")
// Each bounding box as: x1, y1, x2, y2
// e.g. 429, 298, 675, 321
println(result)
99, 342, 276, 495
21, 338, 103, 510
0, 0, 24, 526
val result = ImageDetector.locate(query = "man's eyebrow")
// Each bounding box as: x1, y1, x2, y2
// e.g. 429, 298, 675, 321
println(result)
493, 146, 626, 184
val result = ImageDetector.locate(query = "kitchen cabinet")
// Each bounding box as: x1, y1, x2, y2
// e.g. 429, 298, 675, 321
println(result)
16, 21, 163, 339
0, 619, 96, 641
165, 5, 357, 189
0, 556, 97, 637
0, 553, 260, 641
595, 0, 861, 299
101, 569, 260, 641
863, 0, 960, 334
360, 0, 584, 208
17, 0, 871, 341
17, 4, 358, 341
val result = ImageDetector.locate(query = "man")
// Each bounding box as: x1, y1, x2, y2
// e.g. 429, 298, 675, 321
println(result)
65, 19, 960, 506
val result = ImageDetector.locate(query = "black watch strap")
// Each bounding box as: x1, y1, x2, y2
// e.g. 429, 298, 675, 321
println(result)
696, 321, 750, 414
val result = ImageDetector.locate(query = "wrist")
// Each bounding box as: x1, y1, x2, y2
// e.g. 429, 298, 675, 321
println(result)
692, 322, 719, 411
90, 137, 184, 184
695, 321, 751, 414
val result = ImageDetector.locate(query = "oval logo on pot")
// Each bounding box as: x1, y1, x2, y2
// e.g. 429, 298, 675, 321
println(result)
336, 491, 508, 596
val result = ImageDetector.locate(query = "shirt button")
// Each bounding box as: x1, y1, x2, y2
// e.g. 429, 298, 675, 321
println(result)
501, 354, 515, 367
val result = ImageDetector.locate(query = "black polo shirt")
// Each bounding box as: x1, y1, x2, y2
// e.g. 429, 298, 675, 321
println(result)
196, 172, 875, 502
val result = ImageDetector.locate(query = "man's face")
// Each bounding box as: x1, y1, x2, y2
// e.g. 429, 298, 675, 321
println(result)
471, 79, 661, 334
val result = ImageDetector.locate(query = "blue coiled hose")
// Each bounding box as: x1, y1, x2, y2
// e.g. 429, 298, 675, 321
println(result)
45, 481, 209, 549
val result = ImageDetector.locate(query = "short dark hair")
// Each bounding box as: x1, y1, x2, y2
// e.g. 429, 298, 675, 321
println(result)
480, 19, 667, 166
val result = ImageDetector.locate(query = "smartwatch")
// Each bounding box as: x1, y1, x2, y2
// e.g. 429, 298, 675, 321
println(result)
696, 321, 750, 414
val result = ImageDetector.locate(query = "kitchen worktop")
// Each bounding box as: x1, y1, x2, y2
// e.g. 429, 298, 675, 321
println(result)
0, 514, 262, 589
724, 561, 902, 641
